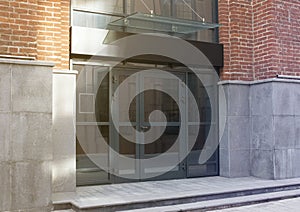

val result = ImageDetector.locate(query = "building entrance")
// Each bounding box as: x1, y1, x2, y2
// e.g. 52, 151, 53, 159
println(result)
75, 63, 218, 185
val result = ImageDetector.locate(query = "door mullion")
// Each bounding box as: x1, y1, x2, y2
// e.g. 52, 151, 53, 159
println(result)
138, 71, 144, 180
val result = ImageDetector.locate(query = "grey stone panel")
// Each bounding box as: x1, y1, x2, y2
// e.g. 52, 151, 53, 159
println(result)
0, 163, 11, 211
229, 149, 250, 177
228, 116, 250, 150
250, 83, 273, 116
272, 82, 294, 115
11, 113, 52, 161
251, 149, 274, 179
220, 149, 250, 178
227, 84, 250, 116
0, 60, 53, 211
274, 116, 295, 149
295, 116, 300, 148
294, 83, 300, 115
219, 85, 228, 119
251, 115, 274, 150
0, 112, 10, 162
11, 65, 52, 113
291, 149, 300, 178
11, 161, 52, 210
0, 64, 11, 112
219, 117, 228, 150
219, 148, 229, 177
274, 149, 293, 179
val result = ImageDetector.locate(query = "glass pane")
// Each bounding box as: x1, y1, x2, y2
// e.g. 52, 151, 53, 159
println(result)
143, 90, 180, 123
119, 127, 136, 155
76, 65, 109, 123
175, 0, 193, 20
188, 124, 210, 151
76, 125, 109, 185
117, 126, 137, 175
188, 72, 213, 123
115, 71, 137, 123
143, 126, 180, 174
73, 11, 119, 29
72, 0, 124, 14
128, 0, 172, 16
144, 126, 179, 155
143, 74, 180, 122
95, 70, 109, 122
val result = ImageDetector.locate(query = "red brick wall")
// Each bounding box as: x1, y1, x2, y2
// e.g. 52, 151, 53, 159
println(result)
272, 0, 300, 78
0, 0, 38, 58
219, 0, 253, 81
0, 0, 70, 69
252, 0, 278, 80
219, 0, 300, 80
2, 0, 299, 75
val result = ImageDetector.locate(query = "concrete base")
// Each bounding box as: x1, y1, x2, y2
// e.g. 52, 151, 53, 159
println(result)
0, 59, 54, 211
219, 78, 300, 180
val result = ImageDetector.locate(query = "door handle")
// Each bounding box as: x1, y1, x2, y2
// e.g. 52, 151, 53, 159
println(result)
140, 126, 150, 131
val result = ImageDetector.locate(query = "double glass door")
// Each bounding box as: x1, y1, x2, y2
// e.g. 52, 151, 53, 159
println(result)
111, 69, 186, 182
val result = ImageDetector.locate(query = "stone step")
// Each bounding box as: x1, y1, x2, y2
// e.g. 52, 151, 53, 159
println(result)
53, 181, 300, 212
118, 189, 300, 212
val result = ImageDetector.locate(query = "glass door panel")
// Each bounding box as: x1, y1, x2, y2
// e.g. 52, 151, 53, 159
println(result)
140, 71, 185, 179
186, 70, 219, 177
111, 69, 140, 182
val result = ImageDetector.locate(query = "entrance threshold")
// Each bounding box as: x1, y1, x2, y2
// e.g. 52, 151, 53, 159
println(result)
53, 177, 300, 211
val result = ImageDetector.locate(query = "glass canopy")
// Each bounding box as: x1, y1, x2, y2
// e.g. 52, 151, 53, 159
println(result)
107, 12, 219, 35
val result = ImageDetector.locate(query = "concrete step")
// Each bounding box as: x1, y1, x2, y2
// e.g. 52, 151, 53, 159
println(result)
54, 183, 300, 212
53, 177, 300, 212
118, 189, 300, 212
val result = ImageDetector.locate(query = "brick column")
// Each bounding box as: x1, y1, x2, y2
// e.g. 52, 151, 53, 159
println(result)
218, 0, 254, 81
218, 0, 300, 80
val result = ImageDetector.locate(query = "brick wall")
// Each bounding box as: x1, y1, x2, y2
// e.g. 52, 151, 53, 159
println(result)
218, 0, 253, 81
219, 0, 300, 80
272, 0, 300, 78
0, 0, 70, 69
1, 0, 299, 76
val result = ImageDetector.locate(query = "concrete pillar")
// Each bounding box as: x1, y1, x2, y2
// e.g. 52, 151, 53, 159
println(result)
250, 79, 300, 179
52, 70, 77, 193
219, 82, 251, 177
0, 58, 54, 211
219, 78, 300, 180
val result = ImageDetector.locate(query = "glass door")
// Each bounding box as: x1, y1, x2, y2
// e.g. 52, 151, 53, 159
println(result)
139, 71, 186, 180
111, 68, 186, 182
110, 68, 140, 182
